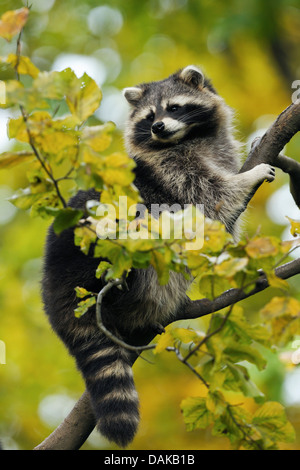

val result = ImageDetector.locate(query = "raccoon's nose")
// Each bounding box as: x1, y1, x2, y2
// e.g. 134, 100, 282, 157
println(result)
152, 121, 165, 134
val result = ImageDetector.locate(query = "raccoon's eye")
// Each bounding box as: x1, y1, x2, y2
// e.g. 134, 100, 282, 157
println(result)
146, 111, 155, 122
168, 105, 180, 112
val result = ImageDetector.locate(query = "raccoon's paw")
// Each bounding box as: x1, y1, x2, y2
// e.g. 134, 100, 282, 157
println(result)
255, 163, 276, 183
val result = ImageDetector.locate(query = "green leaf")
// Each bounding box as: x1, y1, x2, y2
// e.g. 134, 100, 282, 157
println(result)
96, 261, 112, 279
226, 362, 265, 403
0, 150, 34, 169
223, 341, 267, 370
212, 405, 253, 448
2, 80, 49, 111
180, 397, 213, 432
66, 72, 102, 121
189, 273, 232, 300
8, 187, 41, 210
206, 390, 226, 417
52, 208, 84, 234
74, 296, 96, 318
74, 225, 98, 255
223, 305, 270, 347
6, 54, 39, 78
252, 402, 295, 444
75, 286, 95, 298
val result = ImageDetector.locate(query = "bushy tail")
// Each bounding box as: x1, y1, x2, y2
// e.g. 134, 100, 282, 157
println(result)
74, 335, 139, 447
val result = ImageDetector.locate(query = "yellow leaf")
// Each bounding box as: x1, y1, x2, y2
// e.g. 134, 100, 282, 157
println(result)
261, 296, 300, 318
154, 329, 173, 354
99, 152, 136, 186
203, 220, 228, 253
281, 238, 300, 254
7, 116, 28, 142
186, 275, 206, 300
266, 272, 289, 291
0, 7, 29, 42
7, 54, 39, 78
0, 150, 34, 169
286, 216, 300, 237
66, 72, 102, 121
186, 251, 209, 274
150, 249, 171, 285
81, 122, 115, 152
35, 131, 78, 155
215, 257, 248, 278
172, 327, 205, 344
246, 236, 279, 258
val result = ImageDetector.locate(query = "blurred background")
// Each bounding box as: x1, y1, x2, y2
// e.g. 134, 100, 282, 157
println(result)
0, 0, 300, 450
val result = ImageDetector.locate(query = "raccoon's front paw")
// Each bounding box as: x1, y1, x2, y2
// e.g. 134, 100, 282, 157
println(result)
255, 163, 276, 183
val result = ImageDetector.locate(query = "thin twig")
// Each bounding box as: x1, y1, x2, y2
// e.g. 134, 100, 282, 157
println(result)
184, 304, 234, 362
166, 346, 209, 387
226, 405, 264, 450
95, 279, 156, 353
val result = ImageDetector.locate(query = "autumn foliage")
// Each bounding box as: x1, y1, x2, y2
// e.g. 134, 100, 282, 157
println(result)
0, 7, 300, 450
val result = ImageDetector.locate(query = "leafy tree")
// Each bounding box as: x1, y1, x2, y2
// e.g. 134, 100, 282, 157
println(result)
0, 7, 300, 450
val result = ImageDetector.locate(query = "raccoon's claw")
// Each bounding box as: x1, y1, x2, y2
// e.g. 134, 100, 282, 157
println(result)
255, 163, 276, 183
265, 165, 276, 183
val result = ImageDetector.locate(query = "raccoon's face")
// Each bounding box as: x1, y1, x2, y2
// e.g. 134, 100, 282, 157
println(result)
123, 65, 230, 155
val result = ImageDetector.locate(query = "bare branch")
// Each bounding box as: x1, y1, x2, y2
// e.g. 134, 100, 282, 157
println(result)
240, 102, 300, 172
240, 101, 300, 208
34, 391, 95, 450
180, 257, 300, 321
96, 278, 156, 353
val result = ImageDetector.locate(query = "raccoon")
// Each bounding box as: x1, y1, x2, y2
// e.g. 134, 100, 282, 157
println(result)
42, 65, 275, 448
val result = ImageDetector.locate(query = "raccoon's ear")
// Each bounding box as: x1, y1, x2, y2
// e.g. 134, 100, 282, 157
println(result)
179, 65, 205, 89
123, 87, 143, 106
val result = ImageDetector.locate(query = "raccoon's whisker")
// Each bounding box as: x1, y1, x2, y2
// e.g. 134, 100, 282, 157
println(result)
134, 128, 152, 136
178, 109, 210, 121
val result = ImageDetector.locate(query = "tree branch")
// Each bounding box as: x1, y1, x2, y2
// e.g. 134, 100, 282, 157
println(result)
240, 101, 300, 208
34, 391, 95, 450
179, 257, 300, 320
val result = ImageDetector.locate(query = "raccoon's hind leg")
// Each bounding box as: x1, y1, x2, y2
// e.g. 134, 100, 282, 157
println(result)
70, 331, 139, 448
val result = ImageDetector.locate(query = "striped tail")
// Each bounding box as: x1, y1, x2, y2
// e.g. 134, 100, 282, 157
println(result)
74, 335, 139, 448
